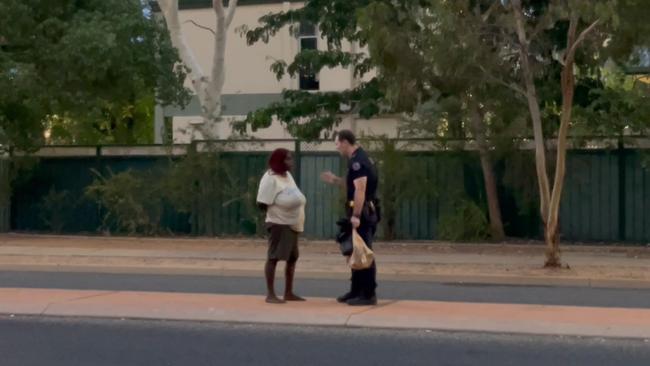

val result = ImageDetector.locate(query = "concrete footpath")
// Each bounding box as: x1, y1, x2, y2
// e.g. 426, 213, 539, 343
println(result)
0, 234, 649, 288
1, 234, 650, 339
2, 288, 650, 340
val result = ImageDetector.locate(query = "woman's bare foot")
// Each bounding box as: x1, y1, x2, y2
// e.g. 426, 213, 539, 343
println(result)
266, 295, 285, 304
284, 293, 306, 301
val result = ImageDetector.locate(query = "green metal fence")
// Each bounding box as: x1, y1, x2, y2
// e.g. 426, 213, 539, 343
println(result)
561, 151, 621, 242
299, 153, 343, 238
0, 158, 10, 232
7, 142, 650, 243
622, 151, 650, 242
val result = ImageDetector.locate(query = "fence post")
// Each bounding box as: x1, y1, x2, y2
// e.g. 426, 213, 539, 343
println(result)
618, 138, 626, 242
294, 139, 302, 187
0, 157, 10, 232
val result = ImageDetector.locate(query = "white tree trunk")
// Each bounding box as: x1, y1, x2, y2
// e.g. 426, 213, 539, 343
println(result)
512, 1, 600, 267
545, 15, 600, 267
511, 0, 558, 266
156, 0, 238, 140
512, 0, 551, 224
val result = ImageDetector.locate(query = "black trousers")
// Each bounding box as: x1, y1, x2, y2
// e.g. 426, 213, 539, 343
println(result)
350, 221, 377, 298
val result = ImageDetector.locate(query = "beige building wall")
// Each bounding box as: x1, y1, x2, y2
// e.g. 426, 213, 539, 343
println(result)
172, 115, 402, 143
178, 4, 291, 93
170, 2, 396, 143
172, 115, 296, 142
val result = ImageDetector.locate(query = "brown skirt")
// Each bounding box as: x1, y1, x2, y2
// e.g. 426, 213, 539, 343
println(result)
267, 224, 299, 262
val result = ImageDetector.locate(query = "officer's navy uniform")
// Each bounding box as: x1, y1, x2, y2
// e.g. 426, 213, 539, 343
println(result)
345, 147, 379, 301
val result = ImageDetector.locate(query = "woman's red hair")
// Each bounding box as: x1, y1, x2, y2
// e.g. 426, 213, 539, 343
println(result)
268, 148, 291, 175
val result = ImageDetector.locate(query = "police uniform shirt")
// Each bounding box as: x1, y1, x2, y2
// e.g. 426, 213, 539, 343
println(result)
346, 147, 378, 202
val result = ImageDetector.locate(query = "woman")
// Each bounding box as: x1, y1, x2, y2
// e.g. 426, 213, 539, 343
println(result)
256, 148, 307, 304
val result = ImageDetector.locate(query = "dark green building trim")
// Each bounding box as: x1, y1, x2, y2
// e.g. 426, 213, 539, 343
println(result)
162, 93, 284, 117
151, 0, 302, 12
183, 0, 301, 9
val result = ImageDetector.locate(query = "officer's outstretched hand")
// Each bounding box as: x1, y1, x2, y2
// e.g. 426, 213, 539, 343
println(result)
320, 171, 338, 185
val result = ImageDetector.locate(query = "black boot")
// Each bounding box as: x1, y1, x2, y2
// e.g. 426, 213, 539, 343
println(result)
336, 291, 357, 303
346, 295, 377, 306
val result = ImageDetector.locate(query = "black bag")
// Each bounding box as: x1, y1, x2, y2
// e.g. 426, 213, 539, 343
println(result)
361, 199, 381, 225
335, 218, 353, 256
373, 198, 382, 224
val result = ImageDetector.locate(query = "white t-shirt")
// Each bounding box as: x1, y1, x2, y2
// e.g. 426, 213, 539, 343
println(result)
256, 171, 306, 232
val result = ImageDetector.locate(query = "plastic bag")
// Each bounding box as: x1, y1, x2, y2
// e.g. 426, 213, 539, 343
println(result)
348, 229, 374, 270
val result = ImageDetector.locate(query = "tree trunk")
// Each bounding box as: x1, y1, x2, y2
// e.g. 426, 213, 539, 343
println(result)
544, 224, 561, 267
512, 3, 599, 267
468, 98, 505, 241
512, 1, 559, 265
157, 0, 238, 140
544, 15, 599, 267
544, 24, 577, 267
512, 1, 551, 227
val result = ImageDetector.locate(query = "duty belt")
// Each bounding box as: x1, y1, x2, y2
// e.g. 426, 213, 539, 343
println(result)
348, 200, 376, 211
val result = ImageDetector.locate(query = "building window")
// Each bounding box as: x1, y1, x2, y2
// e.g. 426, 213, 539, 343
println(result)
298, 23, 319, 90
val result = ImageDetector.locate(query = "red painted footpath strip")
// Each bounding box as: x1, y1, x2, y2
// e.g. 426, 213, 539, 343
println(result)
1, 288, 649, 340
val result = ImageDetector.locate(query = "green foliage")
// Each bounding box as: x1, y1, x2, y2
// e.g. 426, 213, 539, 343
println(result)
0, 60, 47, 152
236, 0, 650, 145
269, 50, 368, 81
165, 150, 241, 212
364, 137, 438, 240
164, 149, 253, 236
78, 146, 263, 236
438, 195, 489, 242
237, 0, 390, 139
360, 1, 531, 131
234, 80, 384, 140
39, 188, 75, 233
47, 94, 158, 145
239, 176, 266, 236
239, 0, 531, 142
241, 0, 373, 50
85, 168, 164, 235
572, 69, 650, 137
0, 0, 190, 148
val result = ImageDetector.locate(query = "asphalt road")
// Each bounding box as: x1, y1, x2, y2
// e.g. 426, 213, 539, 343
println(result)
1, 316, 649, 366
1, 270, 649, 308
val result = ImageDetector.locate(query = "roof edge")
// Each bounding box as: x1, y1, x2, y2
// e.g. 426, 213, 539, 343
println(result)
150, 0, 302, 12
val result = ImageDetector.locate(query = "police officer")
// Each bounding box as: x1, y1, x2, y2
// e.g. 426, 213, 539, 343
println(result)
321, 130, 379, 306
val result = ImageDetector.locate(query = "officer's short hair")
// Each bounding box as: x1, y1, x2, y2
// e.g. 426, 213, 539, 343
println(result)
336, 130, 356, 145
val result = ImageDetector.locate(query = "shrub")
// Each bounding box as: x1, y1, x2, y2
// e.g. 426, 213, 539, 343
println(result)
438, 195, 489, 242
364, 137, 438, 240
39, 188, 75, 233
85, 168, 163, 235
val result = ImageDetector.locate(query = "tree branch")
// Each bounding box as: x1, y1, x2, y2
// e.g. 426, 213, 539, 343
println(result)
226, 0, 239, 27
511, 0, 528, 47
567, 19, 600, 60
156, 0, 206, 83
184, 20, 216, 36
480, 1, 500, 22
529, 13, 552, 41
510, 0, 552, 223
478, 65, 527, 99
213, 0, 225, 19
